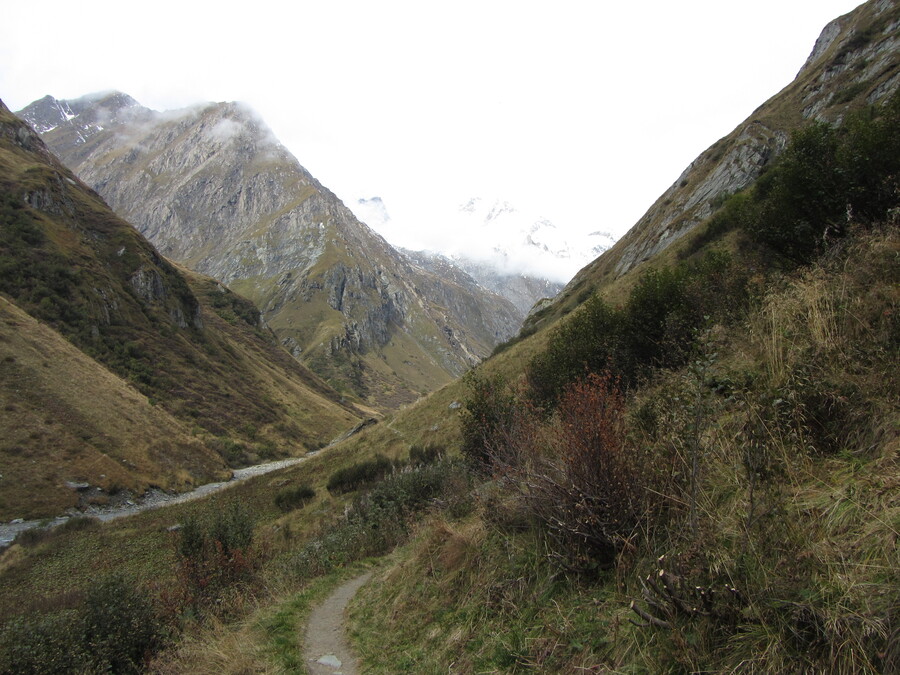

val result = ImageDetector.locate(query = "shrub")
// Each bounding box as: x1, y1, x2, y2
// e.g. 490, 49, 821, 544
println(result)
460, 371, 518, 470
326, 454, 394, 494
0, 573, 163, 675
79, 573, 163, 674
515, 373, 653, 572
0, 611, 83, 674
743, 93, 899, 264
172, 502, 259, 611
274, 484, 316, 512
527, 295, 628, 406
749, 122, 846, 263
527, 251, 749, 408
207, 501, 254, 555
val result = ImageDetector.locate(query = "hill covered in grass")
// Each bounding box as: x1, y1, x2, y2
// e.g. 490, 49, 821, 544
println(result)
0, 99, 362, 519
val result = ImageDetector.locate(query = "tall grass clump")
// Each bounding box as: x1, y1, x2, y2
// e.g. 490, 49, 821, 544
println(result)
326, 453, 395, 494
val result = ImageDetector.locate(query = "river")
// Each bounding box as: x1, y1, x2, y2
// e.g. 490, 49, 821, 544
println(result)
0, 454, 314, 547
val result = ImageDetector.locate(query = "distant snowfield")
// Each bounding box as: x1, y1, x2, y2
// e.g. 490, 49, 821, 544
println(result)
353, 195, 615, 284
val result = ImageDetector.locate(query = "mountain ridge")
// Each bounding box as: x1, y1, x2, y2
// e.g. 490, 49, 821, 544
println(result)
19, 95, 522, 408
0, 99, 363, 518
530, 0, 899, 329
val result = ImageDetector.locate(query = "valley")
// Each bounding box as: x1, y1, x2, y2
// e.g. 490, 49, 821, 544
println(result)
0, 1, 898, 672
18, 95, 527, 409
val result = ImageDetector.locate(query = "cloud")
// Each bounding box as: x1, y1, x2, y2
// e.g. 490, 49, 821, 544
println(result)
206, 117, 243, 143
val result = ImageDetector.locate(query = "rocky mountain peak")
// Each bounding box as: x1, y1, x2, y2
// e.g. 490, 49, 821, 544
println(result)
21, 95, 522, 408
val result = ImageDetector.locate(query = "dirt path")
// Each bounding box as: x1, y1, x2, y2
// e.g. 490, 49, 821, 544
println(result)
303, 571, 372, 674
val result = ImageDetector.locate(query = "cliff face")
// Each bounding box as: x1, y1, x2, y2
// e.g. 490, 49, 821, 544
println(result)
537, 0, 899, 325
19, 97, 521, 408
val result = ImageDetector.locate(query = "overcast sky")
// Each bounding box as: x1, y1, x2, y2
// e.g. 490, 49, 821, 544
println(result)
1, 0, 864, 279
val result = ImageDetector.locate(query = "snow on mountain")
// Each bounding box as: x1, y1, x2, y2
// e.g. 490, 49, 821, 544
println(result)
351, 195, 615, 285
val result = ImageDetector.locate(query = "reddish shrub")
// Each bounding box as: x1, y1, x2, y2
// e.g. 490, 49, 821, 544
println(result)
507, 373, 654, 572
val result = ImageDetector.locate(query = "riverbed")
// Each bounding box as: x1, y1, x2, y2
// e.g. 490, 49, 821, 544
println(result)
0, 454, 314, 547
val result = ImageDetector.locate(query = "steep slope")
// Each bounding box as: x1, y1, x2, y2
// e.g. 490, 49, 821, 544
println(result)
531, 0, 899, 328
0, 99, 362, 517
18, 98, 522, 408
0, 295, 228, 520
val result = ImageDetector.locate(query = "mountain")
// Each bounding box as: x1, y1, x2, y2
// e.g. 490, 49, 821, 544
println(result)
18, 96, 522, 409
401, 248, 564, 315
0, 99, 362, 519
353, 194, 609, 312
530, 0, 900, 329
454, 197, 616, 280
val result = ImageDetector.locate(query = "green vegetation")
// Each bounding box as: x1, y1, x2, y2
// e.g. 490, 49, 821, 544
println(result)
172, 502, 260, 614
527, 249, 751, 406
351, 224, 899, 674
273, 483, 316, 512
294, 459, 471, 578
683, 93, 899, 265
0, 192, 83, 329
0, 572, 163, 674
12, 517, 100, 548
460, 370, 517, 470
326, 454, 395, 494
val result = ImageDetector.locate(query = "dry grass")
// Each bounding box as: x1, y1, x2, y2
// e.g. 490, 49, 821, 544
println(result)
149, 609, 271, 675
0, 297, 228, 520
346, 228, 900, 673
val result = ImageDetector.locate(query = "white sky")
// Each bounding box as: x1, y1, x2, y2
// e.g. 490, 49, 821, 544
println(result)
1, 0, 865, 279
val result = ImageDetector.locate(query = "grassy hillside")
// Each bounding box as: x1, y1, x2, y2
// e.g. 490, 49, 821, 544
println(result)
0, 100, 363, 518
0, 296, 228, 520
347, 223, 899, 673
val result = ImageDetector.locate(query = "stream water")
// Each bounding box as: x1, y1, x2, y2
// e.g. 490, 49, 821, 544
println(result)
0, 455, 314, 547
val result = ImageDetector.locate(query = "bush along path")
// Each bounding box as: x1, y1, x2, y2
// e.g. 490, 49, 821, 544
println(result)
303, 571, 372, 674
